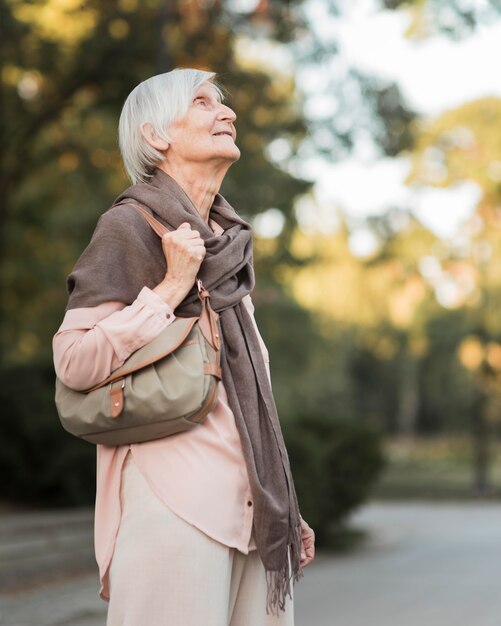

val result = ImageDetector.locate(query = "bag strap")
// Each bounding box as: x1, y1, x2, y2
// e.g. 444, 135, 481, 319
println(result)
114, 199, 169, 237
113, 199, 221, 354
134, 203, 170, 238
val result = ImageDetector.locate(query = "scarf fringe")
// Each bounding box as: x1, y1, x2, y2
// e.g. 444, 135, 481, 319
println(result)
265, 519, 304, 615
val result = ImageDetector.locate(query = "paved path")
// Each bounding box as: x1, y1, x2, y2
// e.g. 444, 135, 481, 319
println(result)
1, 502, 501, 625
0, 508, 95, 594
295, 502, 501, 626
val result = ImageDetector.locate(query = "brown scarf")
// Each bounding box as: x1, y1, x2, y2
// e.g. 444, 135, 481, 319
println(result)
66, 168, 303, 613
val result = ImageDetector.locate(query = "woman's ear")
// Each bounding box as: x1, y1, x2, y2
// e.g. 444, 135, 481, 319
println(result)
140, 123, 170, 151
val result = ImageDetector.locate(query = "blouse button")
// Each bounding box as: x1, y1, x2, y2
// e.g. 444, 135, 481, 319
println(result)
247, 500, 253, 507
166, 313, 171, 319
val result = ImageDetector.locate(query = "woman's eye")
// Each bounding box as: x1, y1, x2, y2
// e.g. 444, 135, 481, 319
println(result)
194, 98, 207, 107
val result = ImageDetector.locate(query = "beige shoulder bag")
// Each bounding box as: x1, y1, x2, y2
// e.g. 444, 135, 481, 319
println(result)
55, 205, 222, 446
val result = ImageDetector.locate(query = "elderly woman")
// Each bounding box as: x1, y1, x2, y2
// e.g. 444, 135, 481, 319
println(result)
53, 68, 314, 625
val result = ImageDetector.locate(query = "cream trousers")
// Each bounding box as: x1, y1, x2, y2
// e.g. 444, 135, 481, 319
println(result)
106, 453, 294, 626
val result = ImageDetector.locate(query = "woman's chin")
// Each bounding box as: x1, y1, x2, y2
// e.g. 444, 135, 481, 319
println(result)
230, 147, 241, 162
226, 144, 241, 162
213, 147, 241, 164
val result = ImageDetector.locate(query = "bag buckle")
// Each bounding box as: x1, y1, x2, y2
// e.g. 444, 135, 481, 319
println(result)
110, 378, 125, 418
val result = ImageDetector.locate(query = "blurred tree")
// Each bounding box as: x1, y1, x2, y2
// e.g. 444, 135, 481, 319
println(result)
407, 98, 501, 225
0, 0, 314, 366
283, 212, 440, 434
406, 97, 501, 493
5, 0, 498, 506
0, 0, 422, 389
383, 0, 501, 39
0, 0, 394, 511
0, 0, 315, 508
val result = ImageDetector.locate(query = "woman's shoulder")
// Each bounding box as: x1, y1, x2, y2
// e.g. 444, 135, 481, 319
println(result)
91, 202, 155, 247
98, 202, 150, 230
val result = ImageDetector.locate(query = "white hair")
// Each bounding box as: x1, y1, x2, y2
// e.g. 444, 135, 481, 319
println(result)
118, 68, 219, 184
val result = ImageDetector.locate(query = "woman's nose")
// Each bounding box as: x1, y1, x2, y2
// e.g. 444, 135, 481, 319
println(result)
218, 103, 236, 122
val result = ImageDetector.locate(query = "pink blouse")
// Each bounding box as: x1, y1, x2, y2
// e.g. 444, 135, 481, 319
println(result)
53, 266, 270, 601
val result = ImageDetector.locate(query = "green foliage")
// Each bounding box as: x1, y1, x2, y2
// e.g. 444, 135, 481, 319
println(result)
358, 77, 417, 156
0, 362, 95, 507
407, 98, 501, 195
252, 286, 333, 418
0, 0, 398, 514
383, 0, 501, 40
2, 0, 499, 510
419, 309, 477, 433
1, 0, 312, 367
284, 416, 386, 546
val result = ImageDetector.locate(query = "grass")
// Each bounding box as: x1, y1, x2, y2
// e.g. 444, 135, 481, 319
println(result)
323, 526, 369, 552
372, 435, 501, 501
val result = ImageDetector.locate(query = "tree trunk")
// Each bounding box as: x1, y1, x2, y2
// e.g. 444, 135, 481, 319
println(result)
471, 390, 491, 496
396, 355, 420, 439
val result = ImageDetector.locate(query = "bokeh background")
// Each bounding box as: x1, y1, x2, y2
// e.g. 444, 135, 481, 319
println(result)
2, 0, 501, 622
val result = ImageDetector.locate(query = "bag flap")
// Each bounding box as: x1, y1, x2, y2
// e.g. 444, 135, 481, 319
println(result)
87, 316, 198, 391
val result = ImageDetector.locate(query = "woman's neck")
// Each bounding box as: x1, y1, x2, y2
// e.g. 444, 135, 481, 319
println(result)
158, 162, 230, 223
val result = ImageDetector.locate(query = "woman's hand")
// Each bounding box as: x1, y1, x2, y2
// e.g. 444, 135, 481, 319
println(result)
300, 518, 315, 568
153, 223, 206, 310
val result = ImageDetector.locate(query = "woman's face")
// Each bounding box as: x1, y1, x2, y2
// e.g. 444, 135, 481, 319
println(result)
166, 82, 240, 167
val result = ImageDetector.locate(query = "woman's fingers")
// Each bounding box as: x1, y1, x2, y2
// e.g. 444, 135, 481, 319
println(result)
160, 224, 206, 281
153, 224, 207, 308
299, 518, 315, 567
161, 228, 204, 253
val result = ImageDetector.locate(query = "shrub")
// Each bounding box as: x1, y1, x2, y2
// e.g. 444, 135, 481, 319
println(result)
0, 361, 96, 507
284, 416, 386, 546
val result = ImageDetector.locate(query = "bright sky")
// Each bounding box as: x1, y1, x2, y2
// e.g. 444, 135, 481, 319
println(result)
327, 0, 501, 117
297, 0, 501, 250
